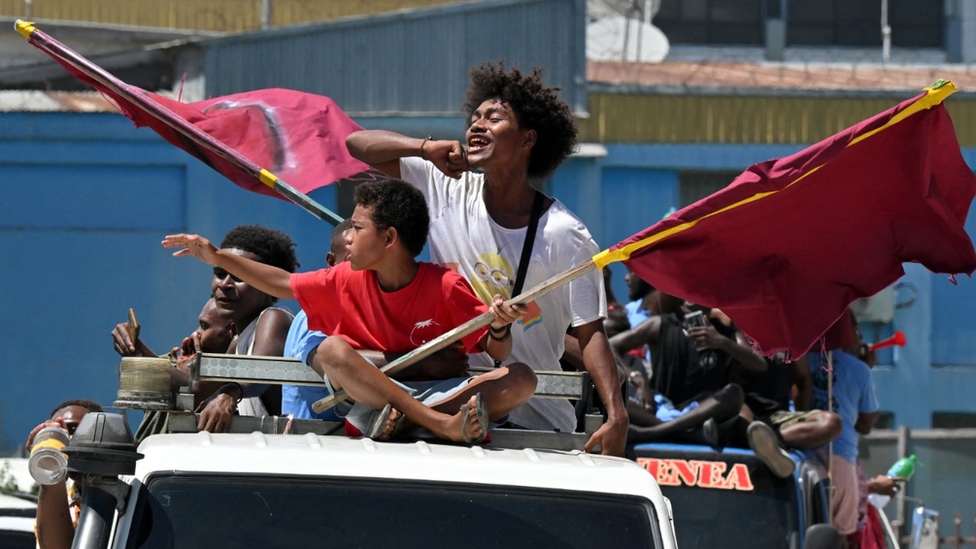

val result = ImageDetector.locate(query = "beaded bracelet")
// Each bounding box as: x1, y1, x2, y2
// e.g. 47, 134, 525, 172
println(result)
420, 135, 433, 160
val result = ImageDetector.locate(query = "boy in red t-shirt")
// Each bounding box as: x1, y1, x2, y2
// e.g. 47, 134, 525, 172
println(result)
163, 180, 537, 444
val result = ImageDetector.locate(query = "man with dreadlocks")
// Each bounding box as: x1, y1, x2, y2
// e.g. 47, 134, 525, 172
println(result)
346, 61, 626, 456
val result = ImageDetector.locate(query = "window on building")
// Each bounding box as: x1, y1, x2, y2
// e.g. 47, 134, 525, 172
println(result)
788, 0, 942, 47
654, 0, 942, 48
678, 170, 740, 207
932, 413, 976, 429
873, 412, 895, 430
654, 0, 764, 45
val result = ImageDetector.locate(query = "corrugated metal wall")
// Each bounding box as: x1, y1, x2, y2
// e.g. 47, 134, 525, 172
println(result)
0, 0, 468, 32
580, 92, 976, 146
203, 0, 587, 114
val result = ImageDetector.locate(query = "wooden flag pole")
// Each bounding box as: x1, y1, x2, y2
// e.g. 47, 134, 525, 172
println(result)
311, 258, 598, 413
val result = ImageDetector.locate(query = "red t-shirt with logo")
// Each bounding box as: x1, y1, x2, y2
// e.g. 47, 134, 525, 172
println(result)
290, 262, 489, 354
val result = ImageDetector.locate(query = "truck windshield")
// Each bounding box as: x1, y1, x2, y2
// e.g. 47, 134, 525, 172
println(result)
124, 474, 662, 549
635, 450, 800, 549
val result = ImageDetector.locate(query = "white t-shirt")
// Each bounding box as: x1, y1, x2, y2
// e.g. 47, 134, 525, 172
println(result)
401, 157, 607, 431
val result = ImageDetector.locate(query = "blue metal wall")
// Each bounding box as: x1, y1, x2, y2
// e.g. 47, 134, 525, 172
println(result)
0, 112, 342, 453
2, 111, 974, 452
203, 0, 588, 114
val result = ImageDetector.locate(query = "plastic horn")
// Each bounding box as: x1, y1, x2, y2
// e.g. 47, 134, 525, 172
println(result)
868, 330, 906, 351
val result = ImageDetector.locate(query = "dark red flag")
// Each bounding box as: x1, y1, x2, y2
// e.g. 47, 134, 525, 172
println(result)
595, 82, 976, 357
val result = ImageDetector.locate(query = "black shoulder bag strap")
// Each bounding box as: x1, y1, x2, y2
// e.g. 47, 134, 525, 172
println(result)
494, 190, 544, 367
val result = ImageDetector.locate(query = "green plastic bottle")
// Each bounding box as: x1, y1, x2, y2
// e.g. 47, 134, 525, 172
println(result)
869, 455, 917, 509
887, 454, 917, 479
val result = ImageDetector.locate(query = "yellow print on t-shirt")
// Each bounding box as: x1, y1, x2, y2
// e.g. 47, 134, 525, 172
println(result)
470, 253, 542, 331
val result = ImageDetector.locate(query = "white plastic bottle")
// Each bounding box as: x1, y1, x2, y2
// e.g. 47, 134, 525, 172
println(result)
28, 426, 70, 485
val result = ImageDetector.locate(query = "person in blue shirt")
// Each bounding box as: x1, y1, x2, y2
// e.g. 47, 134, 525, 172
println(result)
808, 311, 880, 540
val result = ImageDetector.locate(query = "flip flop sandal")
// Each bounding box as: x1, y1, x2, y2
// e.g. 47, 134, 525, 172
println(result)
460, 393, 490, 445
366, 403, 404, 441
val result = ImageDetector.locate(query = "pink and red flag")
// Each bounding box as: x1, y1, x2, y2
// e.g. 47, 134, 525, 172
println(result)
18, 20, 370, 207
595, 82, 976, 357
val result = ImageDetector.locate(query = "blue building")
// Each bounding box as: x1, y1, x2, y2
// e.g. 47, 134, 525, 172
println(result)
2, 0, 976, 461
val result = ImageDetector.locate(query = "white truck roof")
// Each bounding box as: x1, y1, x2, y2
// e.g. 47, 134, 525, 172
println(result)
135, 432, 667, 502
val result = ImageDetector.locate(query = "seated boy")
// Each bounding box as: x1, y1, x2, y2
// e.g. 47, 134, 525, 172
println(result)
162, 179, 537, 444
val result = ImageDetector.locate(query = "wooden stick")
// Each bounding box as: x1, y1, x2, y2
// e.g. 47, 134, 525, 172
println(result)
125, 308, 140, 343
311, 258, 598, 413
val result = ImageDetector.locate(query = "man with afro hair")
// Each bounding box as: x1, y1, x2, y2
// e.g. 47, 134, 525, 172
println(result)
346, 61, 626, 456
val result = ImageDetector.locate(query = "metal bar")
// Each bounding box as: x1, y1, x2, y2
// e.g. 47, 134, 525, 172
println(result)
955, 513, 963, 549
896, 424, 909, 528
192, 353, 323, 385
470, 367, 588, 399
191, 354, 590, 399
165, 412, 344, 435
862, 428, 976, 440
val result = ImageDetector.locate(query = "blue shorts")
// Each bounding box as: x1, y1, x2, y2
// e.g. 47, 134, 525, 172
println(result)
338, 376, 475, 432
654, 393, 699, 422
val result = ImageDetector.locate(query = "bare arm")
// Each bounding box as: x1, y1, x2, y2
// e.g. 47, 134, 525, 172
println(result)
577, 320, 628, 457
346, 130, 468, 179
36, 483, 73, 549
28, 420, 73, 549
688, 327, 767, 373
562, 333, 584, 370
609, 316, 661, 359
792, 355, 813, 411
855, 411, 878, 435
162, 234, 294, 300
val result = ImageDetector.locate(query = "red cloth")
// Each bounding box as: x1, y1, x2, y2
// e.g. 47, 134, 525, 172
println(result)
290, 262, 489, 354
859, 504, 887, 549
27, 28, 371, 200
603, 86, 976, 357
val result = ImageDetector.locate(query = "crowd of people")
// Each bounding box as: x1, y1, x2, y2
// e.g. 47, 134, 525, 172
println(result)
607, 266, 905, 549
25, 61, 903, 549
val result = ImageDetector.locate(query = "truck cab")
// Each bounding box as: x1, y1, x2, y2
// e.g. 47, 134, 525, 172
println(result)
56, 354, 680, 549
107, 432, 677, 549
631, 443, 833, 549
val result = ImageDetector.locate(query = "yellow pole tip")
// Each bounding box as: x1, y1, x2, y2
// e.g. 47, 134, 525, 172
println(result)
15, 20, 36, 39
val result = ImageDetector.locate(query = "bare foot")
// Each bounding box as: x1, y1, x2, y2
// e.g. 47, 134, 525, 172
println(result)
367, 405, 405, 441
435, 395, 482, 443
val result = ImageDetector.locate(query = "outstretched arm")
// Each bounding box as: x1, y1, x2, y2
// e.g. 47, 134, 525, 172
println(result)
162, 234, 294, 300
346, 130, 468, 179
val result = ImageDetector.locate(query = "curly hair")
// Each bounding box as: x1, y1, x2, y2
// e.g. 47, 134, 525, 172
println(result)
463, 61, 578, 178
220, 224, 299, 273
353, 180, 429, 258
50, 399, 103, 418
